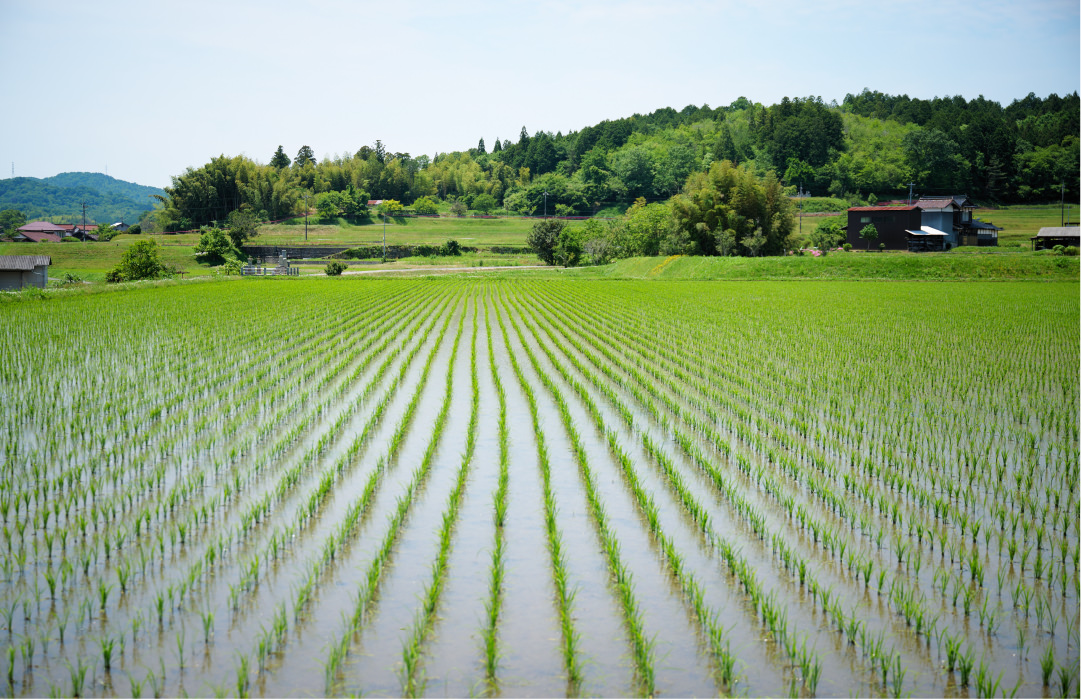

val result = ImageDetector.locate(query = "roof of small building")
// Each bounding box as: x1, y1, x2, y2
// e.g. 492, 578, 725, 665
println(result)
970, 220, 1002, 231
849, 205, 919, 212
1034, 227, 1081, 238
0, 255, 51, 270
17, 221, 66, 233
906, 226, 949, 236
16, 231, 61, 243
915, 197, 960, 211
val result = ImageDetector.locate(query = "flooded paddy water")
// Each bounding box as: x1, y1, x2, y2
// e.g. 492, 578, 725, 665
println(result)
0, 278, 1077, 697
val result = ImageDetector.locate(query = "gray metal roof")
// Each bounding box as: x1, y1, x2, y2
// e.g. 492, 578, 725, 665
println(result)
0, 255, 51, 270
1035, 227, 1080, 238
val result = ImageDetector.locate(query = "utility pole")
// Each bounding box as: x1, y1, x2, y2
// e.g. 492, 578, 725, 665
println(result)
799, 182, 803, 238
906, 182, 916, 205
382, 212, 387, 262
303, 193, 309, 242
1061, 181, 1065, 227
543, 191, 549, 219
81, 202, 87, 245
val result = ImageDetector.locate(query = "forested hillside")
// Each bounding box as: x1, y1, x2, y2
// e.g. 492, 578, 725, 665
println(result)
156, 90, 1079, 234
0, 173, 164, 224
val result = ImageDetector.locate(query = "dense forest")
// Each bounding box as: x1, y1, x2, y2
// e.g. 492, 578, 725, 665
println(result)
0, 173, 164, 225
152, 89, 1078, 236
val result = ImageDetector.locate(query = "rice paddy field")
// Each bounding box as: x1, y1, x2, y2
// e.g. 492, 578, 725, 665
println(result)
0, 278, 1078, 698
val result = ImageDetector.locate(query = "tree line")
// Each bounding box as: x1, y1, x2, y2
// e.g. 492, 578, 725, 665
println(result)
155, 90, 1079, 232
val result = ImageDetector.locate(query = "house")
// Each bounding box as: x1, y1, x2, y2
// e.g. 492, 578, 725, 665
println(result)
1031, 227, 1080, 250
110, 222, 130, 232
0, 255, 50, 290
846, 195, 1002, 251
915, 195, 1001, 247
13, 221, 65, 243
71, 224, 100, 241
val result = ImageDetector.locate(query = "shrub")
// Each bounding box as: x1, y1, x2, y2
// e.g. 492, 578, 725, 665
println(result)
472, 194, 496, 214
527, 219, 565, 265
194, 228, 242, 265
1064, 246, 1079, 256
412, 196, 439, 216
220, 259, 243, 276
127, 224, 142, 235
440, 240, 462, 256
107, 240, 165, 282
843, 243, 853, 252
325, 261, 347, 276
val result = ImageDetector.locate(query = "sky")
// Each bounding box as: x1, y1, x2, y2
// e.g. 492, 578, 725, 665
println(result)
1, 0, 1078, 189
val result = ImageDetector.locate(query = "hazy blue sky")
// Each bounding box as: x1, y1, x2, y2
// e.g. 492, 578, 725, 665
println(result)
1, 0, 1078, 188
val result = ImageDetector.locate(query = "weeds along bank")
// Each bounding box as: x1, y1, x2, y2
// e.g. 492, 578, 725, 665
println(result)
0, 278, 1077, 697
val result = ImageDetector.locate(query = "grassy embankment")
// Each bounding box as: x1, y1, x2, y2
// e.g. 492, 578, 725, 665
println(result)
571, 251, 1079, 281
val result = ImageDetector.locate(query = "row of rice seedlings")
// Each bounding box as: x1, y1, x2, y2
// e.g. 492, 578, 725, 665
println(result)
531, 281, 1077, 690
508, 295, 739, 689
218, 296, 454, 616
226, 288, 456, 693
6, 285, 443, 693
322, 301, 465, 694
523, 285, 921, 695
400, 305, 480, 696
491, 298, 583, 692
480, 300, 510, 687
558, 288, 1076, 677
500, 296, 659, 694
6, 283, 423, 609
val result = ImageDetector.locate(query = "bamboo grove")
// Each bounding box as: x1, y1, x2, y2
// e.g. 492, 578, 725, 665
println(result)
0, 278, 1077, 697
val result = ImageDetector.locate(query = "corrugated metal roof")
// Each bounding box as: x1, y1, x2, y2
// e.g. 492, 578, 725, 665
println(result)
0, 255, 51, 270
1034, 227, 1080, 238
848, 206, 919, 212
906, 226, 948, 236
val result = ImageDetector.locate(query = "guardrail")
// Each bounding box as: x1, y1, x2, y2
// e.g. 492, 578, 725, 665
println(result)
241, 266, 298, 276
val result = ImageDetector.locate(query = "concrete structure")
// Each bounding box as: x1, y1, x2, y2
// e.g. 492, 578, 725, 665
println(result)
0, 255, 50, 290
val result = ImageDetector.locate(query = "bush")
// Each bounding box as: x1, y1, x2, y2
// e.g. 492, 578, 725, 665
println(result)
412, 196, 439, 216
440, 239, 462, 256
325, 261, 347, 276
843, 243, 852, 252
194, 227, 243, 265
127, 224, 142, 235
220, 259, 243, 276
1064, 246, 1079, 256
472, 194, 496, 214
527, 219, 565, 265
107, 240, 166, 282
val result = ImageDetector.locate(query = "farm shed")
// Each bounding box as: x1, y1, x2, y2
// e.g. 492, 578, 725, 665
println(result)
0, 255, 50, 290
1031, 227, 1080, 250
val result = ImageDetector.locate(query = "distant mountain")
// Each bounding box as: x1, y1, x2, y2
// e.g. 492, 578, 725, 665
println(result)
0, 173, 164, 225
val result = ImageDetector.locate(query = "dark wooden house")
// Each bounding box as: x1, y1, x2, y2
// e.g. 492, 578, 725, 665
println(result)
846, 206, 922, 250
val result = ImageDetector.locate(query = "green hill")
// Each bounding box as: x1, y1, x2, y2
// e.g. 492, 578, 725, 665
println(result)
0, 173, 164, 225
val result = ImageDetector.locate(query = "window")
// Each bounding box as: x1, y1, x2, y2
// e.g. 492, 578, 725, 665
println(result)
860, 216, 870, 223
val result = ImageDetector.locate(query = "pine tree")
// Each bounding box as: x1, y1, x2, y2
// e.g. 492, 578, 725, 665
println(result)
270, 145, 290, 169
477, 138, 486, 154
492, 138, 502, 153
294, 145, 315, 168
